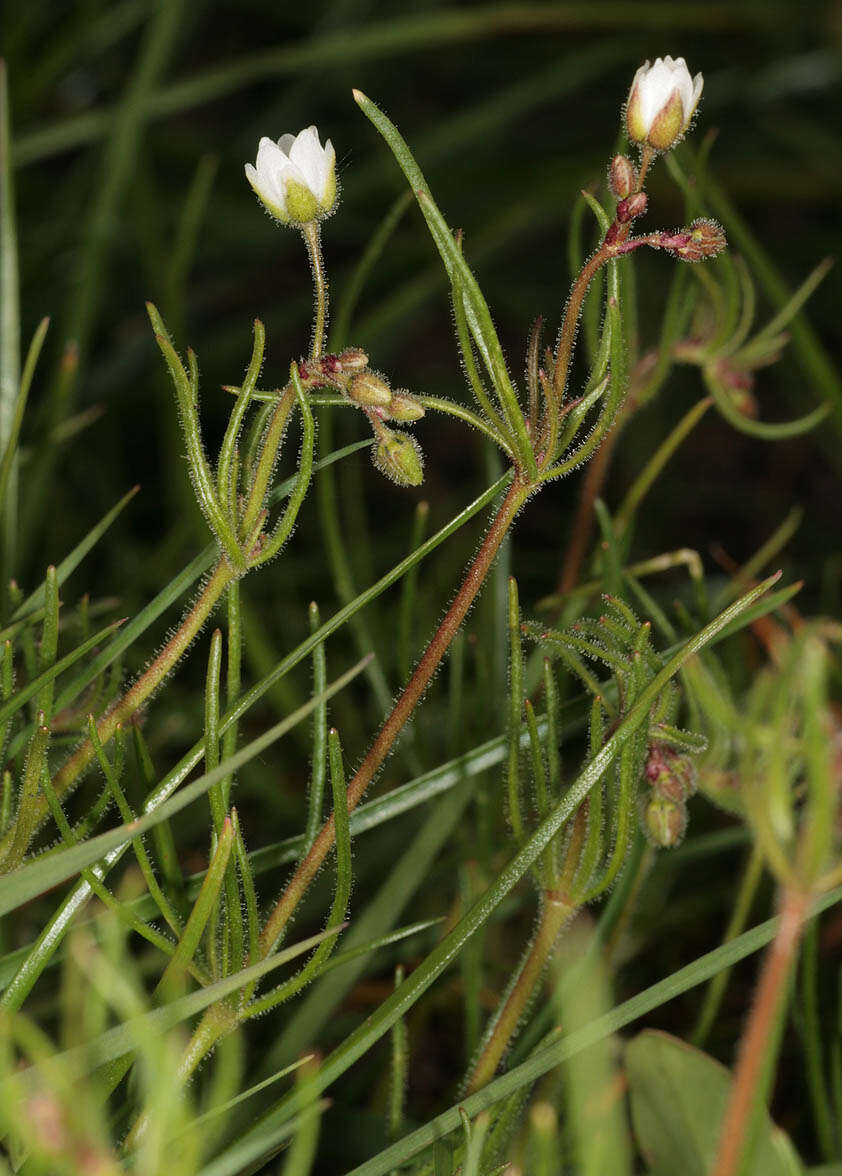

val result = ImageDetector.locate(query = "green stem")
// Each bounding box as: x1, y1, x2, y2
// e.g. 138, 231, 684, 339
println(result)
258, 477, 530, 959
466, 891, 575, 1093
552, 248, 609, 408
692, 845, 764, 1048
615, 396, 712, 533
5, 556, 236, 839
239, 387, 296, 541
171, 477, 530, 1086
302, 220, 327, 360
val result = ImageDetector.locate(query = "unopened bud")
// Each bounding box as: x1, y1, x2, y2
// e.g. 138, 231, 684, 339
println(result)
385, 391, 425, 422
373, 429, 424, 487
337, 347, 369, 373
349, 371, 392, 408
626, 58, 703, 153
616, 191, 648, 224
644, 795, 687, 848
676, 218, 726, 262
609, 155, 637, 200
645, 743, 698, 803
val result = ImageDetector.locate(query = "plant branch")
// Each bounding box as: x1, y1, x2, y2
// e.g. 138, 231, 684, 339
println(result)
466, 891, 575, 1093
258, 476, 531, 958
712, 884, 811, 1176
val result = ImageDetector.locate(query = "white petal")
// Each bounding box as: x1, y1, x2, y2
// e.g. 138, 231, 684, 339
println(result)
289, 126, 326, 197
277, 133, 296, 157
318, 139, 336, 201
245, 160, 287, 215
629, 61, 648, 91
691, 72, 704, 110
256, 137, 287, 180
639, 60, 673, 129
672, 61, 695, 117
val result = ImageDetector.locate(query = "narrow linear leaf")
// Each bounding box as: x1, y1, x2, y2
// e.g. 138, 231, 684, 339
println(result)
0, 656, 371, 916
239, 576, 782, 1152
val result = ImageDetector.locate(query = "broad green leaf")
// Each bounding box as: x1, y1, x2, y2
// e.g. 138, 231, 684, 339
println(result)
556, 921, 632, 1176
626, 1030, 804, 1176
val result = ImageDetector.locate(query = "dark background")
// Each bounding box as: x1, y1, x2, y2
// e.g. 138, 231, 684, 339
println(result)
4, 2, 842, 1167
7, 0, 841, 605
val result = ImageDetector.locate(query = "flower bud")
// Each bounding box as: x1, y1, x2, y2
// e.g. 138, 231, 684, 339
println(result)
616, 192, 648, 224
349, 371, 392, 408
645, 743, 698, 803
245, 126, 337, 225
676, 218, 727, 262
609, 155, 637, 200
373, 430, 424, 487
336, 348, 369, 373
643, 795, 687, 848
385, 391, 425, 422
626, 57, 703, 152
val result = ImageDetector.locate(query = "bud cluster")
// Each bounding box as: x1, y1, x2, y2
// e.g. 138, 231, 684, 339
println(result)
347, 372, 425, 422
641, 742, 698, 848
296, 350, 426, 486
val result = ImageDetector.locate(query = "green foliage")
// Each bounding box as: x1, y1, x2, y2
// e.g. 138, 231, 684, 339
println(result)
626, 1030, 803, 1175
0, 4, 839, 1173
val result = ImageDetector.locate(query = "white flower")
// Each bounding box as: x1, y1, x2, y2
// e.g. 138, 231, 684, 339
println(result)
625, 57, 703, 151
245, 126, 337, 225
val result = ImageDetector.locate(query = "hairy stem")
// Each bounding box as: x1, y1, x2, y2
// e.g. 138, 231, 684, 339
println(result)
0, 556, 236, 850
712, 885, 811, 1176
466, 891, 575, 1093
173, 477, 532, 1086
239, 386, 296, 540
552, 247, 611, 408
258, 477, 531, 958
302, 220, 327, 361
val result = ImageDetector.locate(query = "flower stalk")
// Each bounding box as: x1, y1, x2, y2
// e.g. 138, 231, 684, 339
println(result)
301, 220, 327, 360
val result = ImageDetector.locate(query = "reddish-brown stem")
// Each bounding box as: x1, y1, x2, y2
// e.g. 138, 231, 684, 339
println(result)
550, 212, 635, 462
552, 248, 611, 407
466, 891, 575, 1093
258, 477, 531, 958
712, 885, 811, 1176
